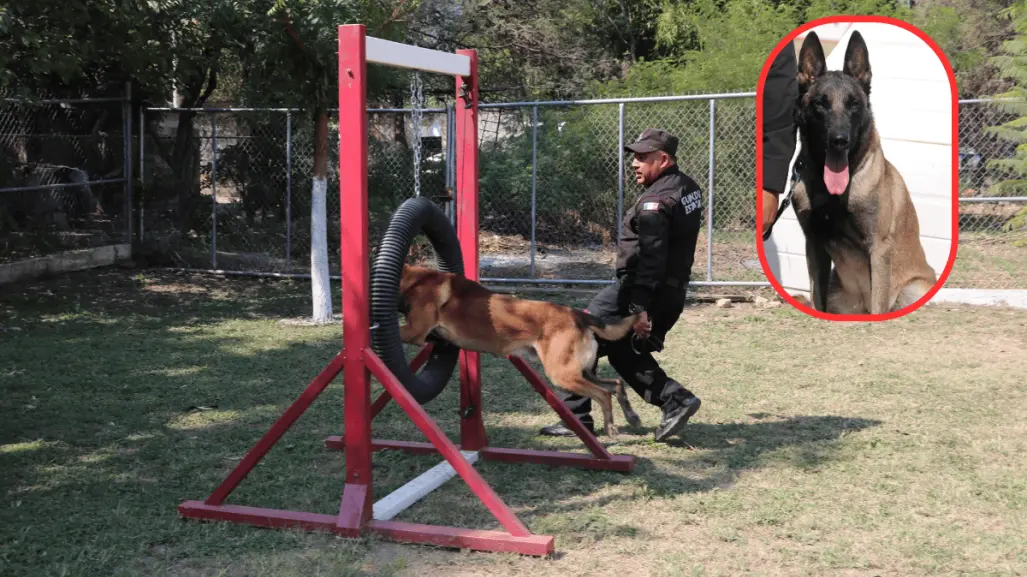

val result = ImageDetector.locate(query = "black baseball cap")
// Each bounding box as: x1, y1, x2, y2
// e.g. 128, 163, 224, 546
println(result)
624, 128, 678, 157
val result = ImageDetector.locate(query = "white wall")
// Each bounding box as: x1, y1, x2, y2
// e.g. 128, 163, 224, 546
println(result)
763, 22, 955, 297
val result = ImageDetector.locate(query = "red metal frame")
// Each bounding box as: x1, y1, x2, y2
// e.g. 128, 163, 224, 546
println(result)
178, 23, 634, 557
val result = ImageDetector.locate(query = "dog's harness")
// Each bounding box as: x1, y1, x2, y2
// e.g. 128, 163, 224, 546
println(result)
762, 158, 803, 242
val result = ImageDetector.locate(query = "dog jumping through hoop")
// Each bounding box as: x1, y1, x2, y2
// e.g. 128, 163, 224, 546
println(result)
397, 263, 647, 439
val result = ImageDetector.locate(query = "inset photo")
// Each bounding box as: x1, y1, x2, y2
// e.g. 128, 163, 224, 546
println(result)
756, 17, 958, 320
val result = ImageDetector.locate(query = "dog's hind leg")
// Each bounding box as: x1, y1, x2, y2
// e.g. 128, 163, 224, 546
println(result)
893, 278, 933, 310
583, 369, 641, 428
548, 370, 619, 439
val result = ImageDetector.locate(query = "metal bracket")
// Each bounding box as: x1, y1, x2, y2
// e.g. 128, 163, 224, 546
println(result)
458, 83, 473, 109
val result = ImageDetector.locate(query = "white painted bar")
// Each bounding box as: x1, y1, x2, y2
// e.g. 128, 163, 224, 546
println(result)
366, 36, 471, 77
372, 450, 480, 521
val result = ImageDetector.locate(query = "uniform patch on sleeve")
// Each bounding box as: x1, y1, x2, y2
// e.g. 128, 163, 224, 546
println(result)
641, 201, 661, 211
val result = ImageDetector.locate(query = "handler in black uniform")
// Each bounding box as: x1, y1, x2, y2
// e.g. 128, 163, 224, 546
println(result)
540, 128, 703, 443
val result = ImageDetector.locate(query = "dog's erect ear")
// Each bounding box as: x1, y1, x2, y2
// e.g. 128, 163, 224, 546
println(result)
843, 30, 872, 96
797, 31, 827, 96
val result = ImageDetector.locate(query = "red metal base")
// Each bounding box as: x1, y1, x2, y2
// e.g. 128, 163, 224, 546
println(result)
323, 438, 635, 471
178, 501, 553, 555
178, 348, 633, 557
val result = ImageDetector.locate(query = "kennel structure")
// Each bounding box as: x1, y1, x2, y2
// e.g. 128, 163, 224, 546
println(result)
177, 24, 635, 557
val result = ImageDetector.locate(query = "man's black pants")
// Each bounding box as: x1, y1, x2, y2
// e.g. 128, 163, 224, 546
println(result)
557, 279, 693, 422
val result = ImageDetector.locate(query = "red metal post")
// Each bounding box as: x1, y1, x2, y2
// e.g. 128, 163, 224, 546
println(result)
365, 349, 531, 537
337, 23, 373, 533
455, 49, 487, 452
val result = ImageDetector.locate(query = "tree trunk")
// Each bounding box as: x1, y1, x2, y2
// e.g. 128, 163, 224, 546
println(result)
171, 110, 200, 234
310, 108, 333, 324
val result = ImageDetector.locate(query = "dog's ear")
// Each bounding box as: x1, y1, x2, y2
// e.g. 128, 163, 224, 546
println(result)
797, 31, 827, 96
843, 30, 872, 96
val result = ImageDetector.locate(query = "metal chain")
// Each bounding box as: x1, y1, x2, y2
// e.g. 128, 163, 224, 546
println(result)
410, 73, 423, 197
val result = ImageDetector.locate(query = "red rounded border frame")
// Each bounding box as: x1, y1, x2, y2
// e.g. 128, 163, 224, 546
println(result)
755, 14, 960, 322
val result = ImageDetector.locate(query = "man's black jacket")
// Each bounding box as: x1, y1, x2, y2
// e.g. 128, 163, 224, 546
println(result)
615, 165, 703, 311
762, 44, 798, 195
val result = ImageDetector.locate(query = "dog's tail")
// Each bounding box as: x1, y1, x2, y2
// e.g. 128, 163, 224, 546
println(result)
577, 310, 643, 342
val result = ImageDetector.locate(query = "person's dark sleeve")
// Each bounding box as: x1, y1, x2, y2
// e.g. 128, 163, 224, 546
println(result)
762, 45, 799, 195
628, 198, 672, 311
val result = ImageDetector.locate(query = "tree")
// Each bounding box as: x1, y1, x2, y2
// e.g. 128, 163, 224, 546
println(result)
253, 0, 416, 324
984, 0, 1027, 225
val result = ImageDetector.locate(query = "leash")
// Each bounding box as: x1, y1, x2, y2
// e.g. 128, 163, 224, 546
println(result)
762, 158, 803, 242
630, 332, 663, 355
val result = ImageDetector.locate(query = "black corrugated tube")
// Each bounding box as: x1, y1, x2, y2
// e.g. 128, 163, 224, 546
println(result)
370, 196, 464, 405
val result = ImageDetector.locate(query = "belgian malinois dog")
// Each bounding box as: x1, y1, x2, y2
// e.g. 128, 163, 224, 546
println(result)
791, 30, 937, 314
397, 264, 644, 438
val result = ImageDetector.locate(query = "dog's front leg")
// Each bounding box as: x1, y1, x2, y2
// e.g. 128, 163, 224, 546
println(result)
869, 243, 893, 314
806, 237, 832, 312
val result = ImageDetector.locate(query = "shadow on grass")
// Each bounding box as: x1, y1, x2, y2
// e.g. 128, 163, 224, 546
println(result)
445, 414, 883, 521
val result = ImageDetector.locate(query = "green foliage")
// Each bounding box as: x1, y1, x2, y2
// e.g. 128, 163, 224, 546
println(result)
478, 106, 622, 243
0, 0, 176, 97
985, 0, 1027, 196
803, 0, 913, 21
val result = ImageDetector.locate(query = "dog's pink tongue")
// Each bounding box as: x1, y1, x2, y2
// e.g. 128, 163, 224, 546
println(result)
824, 160, 849, 195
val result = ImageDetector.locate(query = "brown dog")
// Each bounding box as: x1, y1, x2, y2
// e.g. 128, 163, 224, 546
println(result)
397, 264, 644, 438
791, 31, 938, 314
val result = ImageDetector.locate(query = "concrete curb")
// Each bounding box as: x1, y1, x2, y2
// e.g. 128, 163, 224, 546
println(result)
0, 244, 132, 286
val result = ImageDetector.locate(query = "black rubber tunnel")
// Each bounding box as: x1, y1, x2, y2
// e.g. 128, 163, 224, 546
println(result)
370, 196, 464, 405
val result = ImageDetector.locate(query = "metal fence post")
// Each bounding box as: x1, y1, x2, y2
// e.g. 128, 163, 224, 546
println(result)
211, 114, 218, 270
123, 82, 133, 244
445, 104, 456, 225
286, 110, 292, 272
450, 104, 457, 225
138, 106, 145, 243
530, 105, 538, 278
617, 103, 625, 247
707, 98, 715, 282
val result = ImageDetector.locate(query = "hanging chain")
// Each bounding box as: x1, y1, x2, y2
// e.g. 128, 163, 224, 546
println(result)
410, 73, 424, 198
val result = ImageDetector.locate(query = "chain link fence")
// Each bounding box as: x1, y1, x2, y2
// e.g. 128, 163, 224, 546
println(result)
952, 100, 1027, 290
137, 95, 1027, 290
5, 92, 1019, 290
139, 106, 450, 277
475, 94, 762, 288
1, 87, 133, 264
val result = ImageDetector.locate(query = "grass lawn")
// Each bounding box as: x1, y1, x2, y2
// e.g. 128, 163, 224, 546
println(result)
1, 268, 1025, 576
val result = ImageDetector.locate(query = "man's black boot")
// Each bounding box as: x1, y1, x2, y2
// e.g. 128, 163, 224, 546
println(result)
654, 393, 701, 442
539, 418, 595, 437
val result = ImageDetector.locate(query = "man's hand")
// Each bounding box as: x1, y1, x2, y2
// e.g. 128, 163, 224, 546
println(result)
632, 311, 651, 337
761, 189, 781, 237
